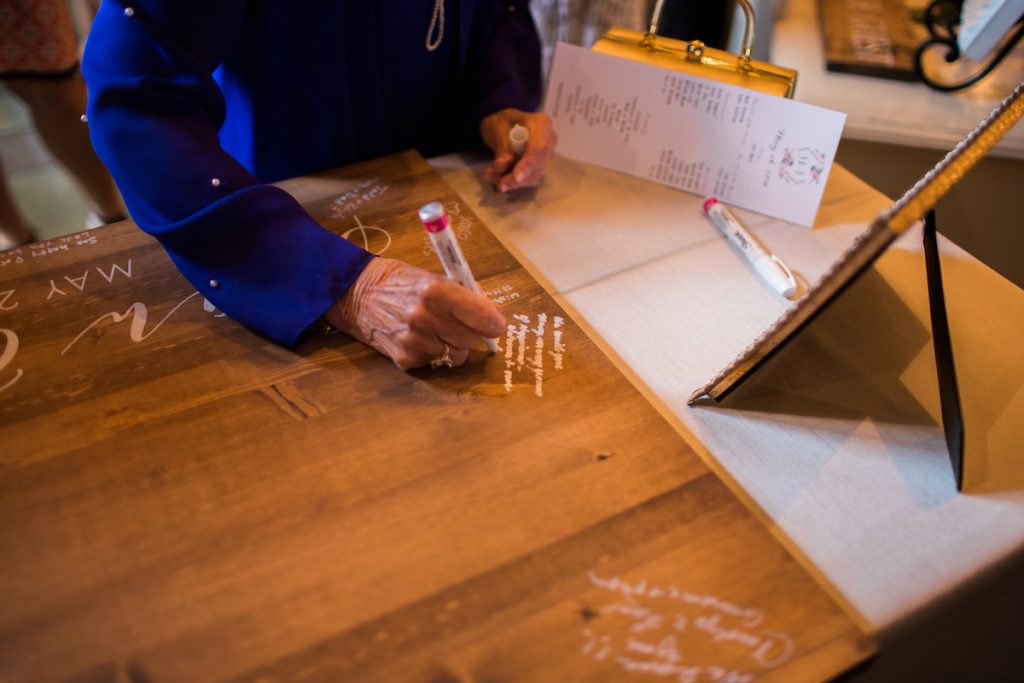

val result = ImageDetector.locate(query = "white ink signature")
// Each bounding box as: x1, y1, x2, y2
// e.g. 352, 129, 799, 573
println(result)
61, 292, 201, 355
342, 215, 392, 255
0, 328, 23, 394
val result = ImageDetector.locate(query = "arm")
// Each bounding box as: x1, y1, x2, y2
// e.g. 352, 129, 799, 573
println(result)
470, 0, 557, 192
82, 0, 373, 346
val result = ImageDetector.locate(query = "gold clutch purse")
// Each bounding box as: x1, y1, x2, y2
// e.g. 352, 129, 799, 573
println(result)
592, 0, 798, 98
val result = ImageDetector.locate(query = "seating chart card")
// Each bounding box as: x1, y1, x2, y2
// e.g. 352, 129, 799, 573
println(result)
545, 42, 846, 226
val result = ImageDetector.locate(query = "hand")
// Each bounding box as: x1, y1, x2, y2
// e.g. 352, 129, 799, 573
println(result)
324, 257, 506, 370
480, 108, 557, 193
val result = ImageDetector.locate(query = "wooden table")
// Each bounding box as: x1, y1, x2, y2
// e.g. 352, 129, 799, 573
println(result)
431, 149, 1024, 679
0, 152, 871, 682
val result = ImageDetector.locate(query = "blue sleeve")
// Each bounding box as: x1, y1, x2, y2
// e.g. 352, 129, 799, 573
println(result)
470, 0, 544, 121
82, 0, 373, 347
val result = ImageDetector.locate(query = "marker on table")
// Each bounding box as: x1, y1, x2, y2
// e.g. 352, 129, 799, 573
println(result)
702, 197, 797, 299
418, 201, 499, 352
509, 124, 530, 158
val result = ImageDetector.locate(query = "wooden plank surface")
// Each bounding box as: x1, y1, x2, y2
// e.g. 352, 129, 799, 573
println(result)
0, 151, 872, 683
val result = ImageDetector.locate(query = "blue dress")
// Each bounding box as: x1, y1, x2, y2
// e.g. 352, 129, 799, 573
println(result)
82, 0, 541, 345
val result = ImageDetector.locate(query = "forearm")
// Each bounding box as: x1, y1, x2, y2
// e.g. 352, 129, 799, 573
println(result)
470, 0, 544, 122
83, 0, 373, 346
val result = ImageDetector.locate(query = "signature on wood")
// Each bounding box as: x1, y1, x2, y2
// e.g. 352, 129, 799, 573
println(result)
502, 311, 567, 397
341, 215, 392, 256
0, 254, 227, 395
0, 231, 99, 270
581, 571, 795, 681
0, 328, 22, 393
61, 292, 202, 356
330, 179, 390, 220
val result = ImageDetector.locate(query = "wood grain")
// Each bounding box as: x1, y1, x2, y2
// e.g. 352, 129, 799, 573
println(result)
0, 151, 873, 682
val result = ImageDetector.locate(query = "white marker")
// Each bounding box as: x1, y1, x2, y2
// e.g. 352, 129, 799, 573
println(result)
702, 197, 797, 299
509, 124, 530, 157
418, 201, 499, 352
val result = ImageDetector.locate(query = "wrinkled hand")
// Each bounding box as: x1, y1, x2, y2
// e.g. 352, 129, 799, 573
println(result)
324, 257, 505, 370
480, 108, 557, 192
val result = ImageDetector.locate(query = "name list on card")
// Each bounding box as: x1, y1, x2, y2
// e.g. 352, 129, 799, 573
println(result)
544, 43, 846, 227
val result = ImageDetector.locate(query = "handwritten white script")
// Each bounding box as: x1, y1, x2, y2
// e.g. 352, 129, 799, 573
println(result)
581, 572, 794, 682
502, 312, 567, 397
0, 328, 23, 394
61, 292, 202, 356
330, 179, 390, 220
342, 215, 392, 256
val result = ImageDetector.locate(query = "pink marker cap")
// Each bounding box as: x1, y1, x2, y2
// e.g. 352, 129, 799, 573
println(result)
702, 197, 719, 213
418, 201, 450, 233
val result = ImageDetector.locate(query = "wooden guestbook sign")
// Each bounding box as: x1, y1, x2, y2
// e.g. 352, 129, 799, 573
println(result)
819, 0, 926, 81
0, 151, 873, 682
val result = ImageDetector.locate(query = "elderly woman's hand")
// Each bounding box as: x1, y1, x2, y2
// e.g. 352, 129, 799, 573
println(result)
324, 257, 505, 370
480, 108, 557, 192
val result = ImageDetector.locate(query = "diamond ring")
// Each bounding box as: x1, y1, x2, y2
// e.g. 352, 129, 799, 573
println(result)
430, 343, 454, 369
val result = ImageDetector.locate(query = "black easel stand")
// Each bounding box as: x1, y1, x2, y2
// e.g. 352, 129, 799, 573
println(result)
922, 210, 965, 490
709, 210, 968, 491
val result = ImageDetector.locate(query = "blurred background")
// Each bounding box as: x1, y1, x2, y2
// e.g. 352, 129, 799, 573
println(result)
2, 0, 1021, 286
0, 0, 110, 243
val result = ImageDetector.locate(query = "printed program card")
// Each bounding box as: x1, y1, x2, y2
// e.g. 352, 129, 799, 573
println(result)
545, 43, 847, 227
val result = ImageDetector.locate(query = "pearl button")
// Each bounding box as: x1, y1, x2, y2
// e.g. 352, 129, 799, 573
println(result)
211, 178, 221, 187
209, 279, 220, 288
124, 7, 135, 17
80, 114, 88, 123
